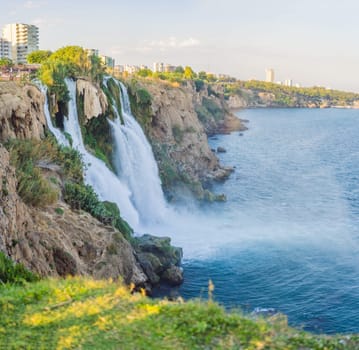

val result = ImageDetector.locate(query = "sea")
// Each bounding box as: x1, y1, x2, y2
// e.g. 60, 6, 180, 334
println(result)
161, 108, 359, 334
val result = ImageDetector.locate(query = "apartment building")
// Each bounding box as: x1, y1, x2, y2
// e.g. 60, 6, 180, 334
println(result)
0, 38, 11, 59
2, 23, 39, 64
265, 68, 275, 83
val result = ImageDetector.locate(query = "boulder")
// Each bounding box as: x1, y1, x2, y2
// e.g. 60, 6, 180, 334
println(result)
134, 234, 183, 286
162, 266, 184, 286
217, 146, 227, 153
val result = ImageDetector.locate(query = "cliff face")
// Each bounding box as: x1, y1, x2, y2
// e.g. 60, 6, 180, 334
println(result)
128, 79, 243, 199
0, 82, 46, 141
0, 143, 147, 285
0, 80, 183, 290
145, 81, 221, 181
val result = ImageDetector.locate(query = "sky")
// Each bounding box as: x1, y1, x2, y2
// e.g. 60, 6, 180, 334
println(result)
1, 0, 359, 92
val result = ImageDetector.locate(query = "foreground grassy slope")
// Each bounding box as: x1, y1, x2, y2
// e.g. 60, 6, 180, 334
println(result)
0, 278, 357, 349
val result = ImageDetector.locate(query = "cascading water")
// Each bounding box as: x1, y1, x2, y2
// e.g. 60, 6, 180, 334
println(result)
60, 78, 140, 227
37, 83, 69, 147
105, 78, 167, 226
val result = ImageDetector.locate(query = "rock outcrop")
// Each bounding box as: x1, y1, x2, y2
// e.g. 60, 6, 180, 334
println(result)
134, 234, 183, 287
0, 82, 46, 141
0, 143, 147, 285
128, 79, 240, 199
76, 79, 108, 120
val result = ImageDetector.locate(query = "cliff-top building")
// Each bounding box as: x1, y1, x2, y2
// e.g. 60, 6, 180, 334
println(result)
2, 23, 39, 64
265, 68, 275, 83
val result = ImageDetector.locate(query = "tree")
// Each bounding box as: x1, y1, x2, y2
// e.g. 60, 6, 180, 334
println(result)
175, 66, 184, 74
27, 50, 52, 64
137, 68, 152, 78
184, 66, 196, 80
198, 71, 207, 81
0, 58, 13, 69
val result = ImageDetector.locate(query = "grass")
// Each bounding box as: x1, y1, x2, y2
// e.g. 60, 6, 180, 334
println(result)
0, 277, 357, 349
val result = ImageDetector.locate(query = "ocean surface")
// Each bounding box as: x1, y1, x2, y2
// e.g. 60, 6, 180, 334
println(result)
161, 108, 359, 334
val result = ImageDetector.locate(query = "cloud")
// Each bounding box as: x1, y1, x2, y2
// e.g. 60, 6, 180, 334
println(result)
147, 37, 201, 50
24, 1, 47, 9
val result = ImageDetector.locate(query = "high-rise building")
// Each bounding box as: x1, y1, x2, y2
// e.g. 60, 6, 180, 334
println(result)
153, 62, 164, 72
284, 79, 293, 87
2, 23, 39, 64
265, 68, 275, 83
100, 55, 115, 68
0, 38, 11, 59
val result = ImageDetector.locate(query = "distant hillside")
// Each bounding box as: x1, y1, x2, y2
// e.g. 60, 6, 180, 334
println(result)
223, 80, 359, 109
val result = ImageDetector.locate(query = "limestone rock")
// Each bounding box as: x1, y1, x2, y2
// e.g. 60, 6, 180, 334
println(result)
0, 82, 46, 142
0, 143, 147, 286
76, 79, 108, 120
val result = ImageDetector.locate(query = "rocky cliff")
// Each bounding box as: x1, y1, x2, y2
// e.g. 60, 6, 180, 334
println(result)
0, 82, 46, 141
127, 79, 244, 200
0, 80, 182, 291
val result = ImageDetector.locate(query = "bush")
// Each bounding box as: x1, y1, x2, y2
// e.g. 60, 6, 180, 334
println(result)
64, 182, 133, 239
6, 139, 59, 206
202, 97, 224, 121
194, 79, 205, 92
136, 88, 152, 106
0, 252, 39, 285
6, 138, 83, 206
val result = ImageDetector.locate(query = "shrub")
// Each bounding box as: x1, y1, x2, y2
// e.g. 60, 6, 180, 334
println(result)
194, 79, 205, 92
64, 182, 133, 239
136, 88, 152, 106
6, 138, 83, 206
0, 252, 39, 285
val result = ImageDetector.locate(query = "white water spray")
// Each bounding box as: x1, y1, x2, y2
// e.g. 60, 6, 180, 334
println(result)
62, 78, 140, 227
105, 78, 168, 226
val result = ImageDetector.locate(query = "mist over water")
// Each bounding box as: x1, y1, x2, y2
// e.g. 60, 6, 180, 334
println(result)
152, 108, 359, 334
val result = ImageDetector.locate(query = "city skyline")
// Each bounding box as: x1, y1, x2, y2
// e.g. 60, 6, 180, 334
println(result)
1, 0, 359, 91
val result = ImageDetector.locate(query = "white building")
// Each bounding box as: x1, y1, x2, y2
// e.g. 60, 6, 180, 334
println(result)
0, 38, 11, 59
124, 65, 140, 74
2, 23, 39, 64
284, 79, 293, 87
153, 62, 164, 73
265, 68, 275, 83
100, 55, 115, 68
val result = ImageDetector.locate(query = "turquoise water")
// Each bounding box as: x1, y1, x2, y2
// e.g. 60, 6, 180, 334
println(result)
177, 108, 359, 334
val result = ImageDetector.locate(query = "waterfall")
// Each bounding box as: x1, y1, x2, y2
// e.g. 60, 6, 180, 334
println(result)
61, 78, 140, 227
37, 83, 69, 147
106, 78, 168, 226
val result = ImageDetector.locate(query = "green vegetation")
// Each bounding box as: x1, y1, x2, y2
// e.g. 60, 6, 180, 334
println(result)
26, 50, 52, 64
0, 57, 13, 69
74, 86, 113, 168
224, 80, 359, 107
5, 138, 60, 206
38, 46, 106, 102
0, 252, 39, 285
54, 207, 64, 215
82, 115, 114, 169
127, 79, 153, 132
0, 277, 357, 349
63, 182, 132, 240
